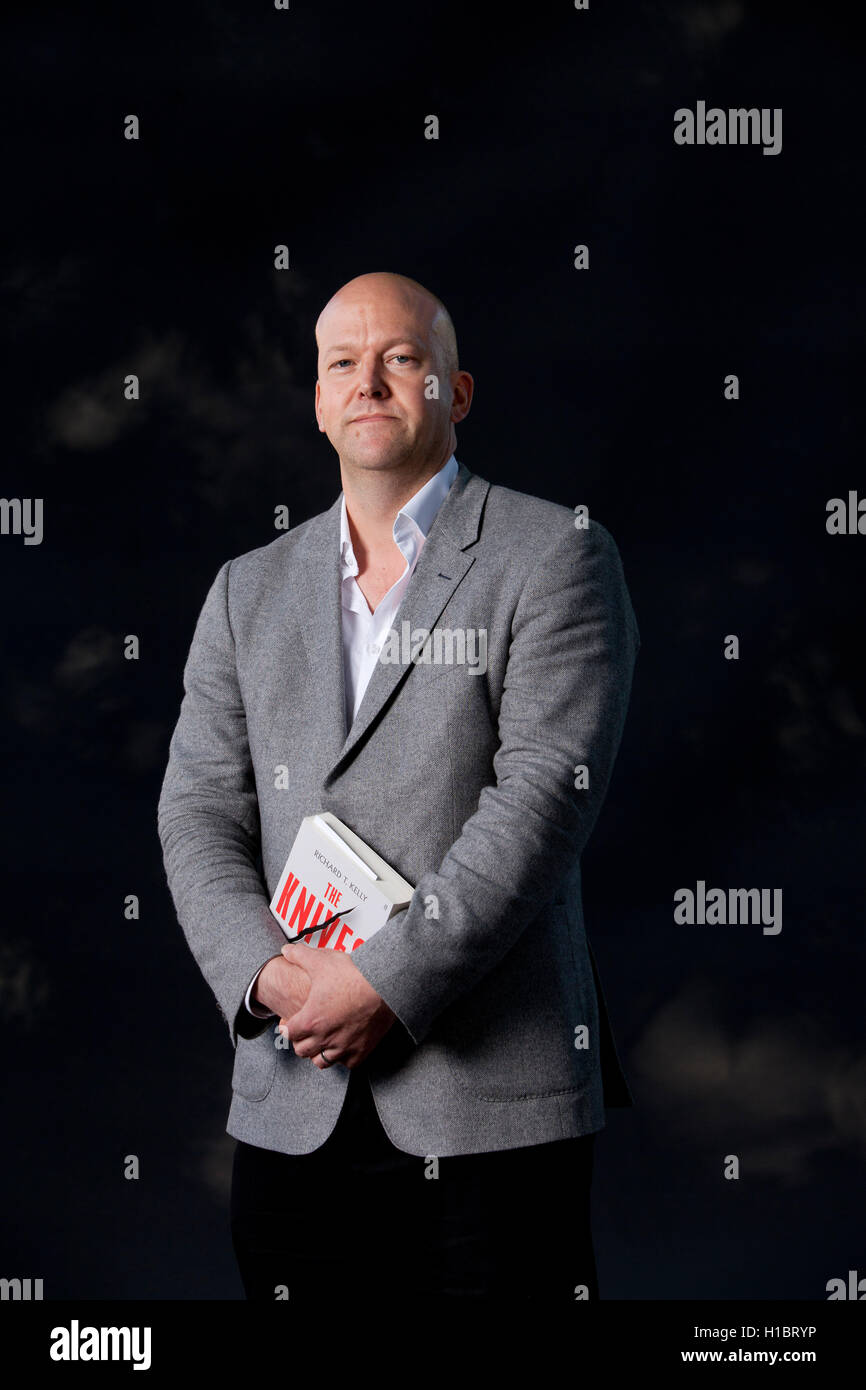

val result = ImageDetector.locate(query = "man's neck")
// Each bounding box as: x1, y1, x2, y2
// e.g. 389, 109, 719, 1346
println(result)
341, 448, 451, 556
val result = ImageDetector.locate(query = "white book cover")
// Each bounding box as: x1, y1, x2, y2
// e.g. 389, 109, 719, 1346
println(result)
269, 812, 415, 953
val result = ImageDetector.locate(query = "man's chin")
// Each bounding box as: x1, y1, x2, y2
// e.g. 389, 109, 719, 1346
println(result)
340, 442, 412, 472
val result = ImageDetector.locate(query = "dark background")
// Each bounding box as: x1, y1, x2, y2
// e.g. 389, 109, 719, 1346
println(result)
1, 0, 863, 1299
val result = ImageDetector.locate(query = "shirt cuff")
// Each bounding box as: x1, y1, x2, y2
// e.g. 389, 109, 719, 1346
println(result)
245, 965, 276, 1019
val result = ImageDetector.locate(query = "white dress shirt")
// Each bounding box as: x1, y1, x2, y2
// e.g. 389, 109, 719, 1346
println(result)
245, 452, 459, 1019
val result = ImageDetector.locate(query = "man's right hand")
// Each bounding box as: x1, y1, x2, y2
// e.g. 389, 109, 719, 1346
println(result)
253, 954, 312, 1017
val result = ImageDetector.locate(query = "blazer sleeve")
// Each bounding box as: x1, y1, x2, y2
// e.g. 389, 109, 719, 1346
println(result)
348, 517, 640, 1046
157, 558, 288, 1048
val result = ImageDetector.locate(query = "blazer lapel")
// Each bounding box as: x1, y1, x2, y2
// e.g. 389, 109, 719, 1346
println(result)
291, 490, 348, 771
292, 462, 490, 783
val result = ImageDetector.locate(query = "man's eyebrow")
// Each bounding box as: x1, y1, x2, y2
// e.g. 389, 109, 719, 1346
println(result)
323, 337, 427, 355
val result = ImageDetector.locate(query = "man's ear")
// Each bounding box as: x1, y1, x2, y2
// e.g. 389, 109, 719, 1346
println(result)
314, 378, 324, 432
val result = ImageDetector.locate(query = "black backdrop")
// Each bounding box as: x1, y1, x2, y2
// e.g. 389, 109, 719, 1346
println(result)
1, 0, 863, 1303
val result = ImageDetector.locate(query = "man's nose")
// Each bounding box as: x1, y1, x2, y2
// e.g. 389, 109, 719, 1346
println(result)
359, 358, 388, 397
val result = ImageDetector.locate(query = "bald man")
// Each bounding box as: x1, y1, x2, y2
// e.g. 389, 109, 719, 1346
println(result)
158, 271, 640, 1301
251, 275, 472, 1073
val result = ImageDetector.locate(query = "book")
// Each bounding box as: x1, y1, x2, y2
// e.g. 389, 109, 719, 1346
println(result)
269, 812, 415, 952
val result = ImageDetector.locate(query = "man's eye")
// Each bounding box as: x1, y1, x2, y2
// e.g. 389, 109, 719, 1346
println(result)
391, 355, 413, 364
331, 360, 351, 368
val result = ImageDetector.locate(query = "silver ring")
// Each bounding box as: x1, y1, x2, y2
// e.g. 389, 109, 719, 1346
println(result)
320, 1048, 331, 1066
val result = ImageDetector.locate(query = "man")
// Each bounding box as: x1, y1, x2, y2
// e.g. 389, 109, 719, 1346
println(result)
157, 271, 640, 1301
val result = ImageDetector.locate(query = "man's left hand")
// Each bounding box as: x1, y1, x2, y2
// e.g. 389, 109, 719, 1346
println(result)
278, 942, 396, 1069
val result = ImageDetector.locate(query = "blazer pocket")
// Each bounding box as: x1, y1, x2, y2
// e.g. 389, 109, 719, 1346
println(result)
232, 1030, 278, 1102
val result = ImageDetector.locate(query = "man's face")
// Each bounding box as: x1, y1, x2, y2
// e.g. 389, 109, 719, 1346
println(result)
315, 289, 453, 476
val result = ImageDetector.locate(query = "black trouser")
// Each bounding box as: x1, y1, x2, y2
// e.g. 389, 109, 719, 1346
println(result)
230, 1064, 599, 1301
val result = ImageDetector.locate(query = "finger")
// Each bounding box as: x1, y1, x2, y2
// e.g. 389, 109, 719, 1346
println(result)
284, 1008, 316, 1043
278, 1012, 307, 1035
291, 1023, 348, 1058
278, 1018, 306, 1043
291, 1035, 331, 1059
281, 941, 315, 959
310, 1050, 340, 1069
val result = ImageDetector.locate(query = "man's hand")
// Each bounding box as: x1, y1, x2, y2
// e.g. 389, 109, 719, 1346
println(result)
278, 942, 396, 1070
253, 954, 312, 1018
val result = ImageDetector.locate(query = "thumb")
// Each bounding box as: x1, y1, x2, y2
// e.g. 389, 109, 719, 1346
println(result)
281, 941, 317, 973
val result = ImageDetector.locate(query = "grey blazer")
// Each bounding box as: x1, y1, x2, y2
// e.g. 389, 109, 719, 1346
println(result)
157, 462, 640, 1157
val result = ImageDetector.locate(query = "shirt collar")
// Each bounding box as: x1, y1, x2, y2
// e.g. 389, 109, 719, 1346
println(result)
339, 453, 458, 574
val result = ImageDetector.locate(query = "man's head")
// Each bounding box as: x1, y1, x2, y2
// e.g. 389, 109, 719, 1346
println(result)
314, 271, 473, 481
